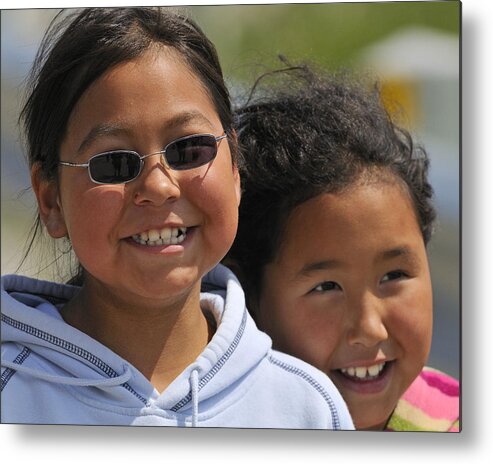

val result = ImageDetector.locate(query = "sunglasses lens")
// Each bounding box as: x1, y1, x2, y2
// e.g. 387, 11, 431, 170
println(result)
166, 135, 218, 170
89, 152, 141, 184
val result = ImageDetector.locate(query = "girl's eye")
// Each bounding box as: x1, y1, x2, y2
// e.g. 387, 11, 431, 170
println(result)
381, 270, 408, 283
312, 281, 341, 293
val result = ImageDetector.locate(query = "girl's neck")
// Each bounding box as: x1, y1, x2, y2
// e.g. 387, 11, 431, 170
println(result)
60, 279, 212, 393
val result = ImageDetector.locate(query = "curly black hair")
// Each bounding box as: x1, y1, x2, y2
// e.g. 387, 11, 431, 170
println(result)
226, 65, 436, 311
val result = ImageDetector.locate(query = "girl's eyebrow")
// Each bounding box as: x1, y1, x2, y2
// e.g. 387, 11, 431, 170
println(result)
380, 246, 414, 260
378, 246, 421, 266
297, 246, 420, 277
77, 123, 125, 154
76, 111, 215, 155
298, 259, 343, 277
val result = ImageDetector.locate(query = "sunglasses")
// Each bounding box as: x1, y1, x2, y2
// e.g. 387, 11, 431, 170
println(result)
59, 132, 227, 184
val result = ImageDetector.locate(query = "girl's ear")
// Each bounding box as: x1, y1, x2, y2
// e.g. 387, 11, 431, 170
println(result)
233, 163, 241, 207
229, 129, 242, 207
31, 163, 68, 238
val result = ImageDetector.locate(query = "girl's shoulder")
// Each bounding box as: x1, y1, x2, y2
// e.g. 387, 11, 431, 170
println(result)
386, 366, 460, 432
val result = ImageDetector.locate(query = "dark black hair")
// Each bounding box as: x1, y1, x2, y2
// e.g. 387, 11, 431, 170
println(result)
227, 65, 436, 310
18, 7, 235, 282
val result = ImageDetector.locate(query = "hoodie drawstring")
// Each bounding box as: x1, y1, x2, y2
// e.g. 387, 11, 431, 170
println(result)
190, 369, 199, 427
1, 360, 132, 387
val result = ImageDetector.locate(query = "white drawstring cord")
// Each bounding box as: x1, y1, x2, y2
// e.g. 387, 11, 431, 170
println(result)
190, 369, 199, 427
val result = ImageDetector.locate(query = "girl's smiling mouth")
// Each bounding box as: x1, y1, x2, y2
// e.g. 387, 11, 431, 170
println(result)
339, 361, 386, 380
124, 226, 198, 254
131, 226, 189, 246
331, 360, 394, 395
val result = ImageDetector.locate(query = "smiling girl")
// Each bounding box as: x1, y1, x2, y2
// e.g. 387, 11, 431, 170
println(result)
228, 66, 459, 431
0, 9, 352, 429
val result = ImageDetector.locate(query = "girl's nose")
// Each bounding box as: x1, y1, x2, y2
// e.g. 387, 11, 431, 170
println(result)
347, 292, 388, 348
132, 155, 181, 206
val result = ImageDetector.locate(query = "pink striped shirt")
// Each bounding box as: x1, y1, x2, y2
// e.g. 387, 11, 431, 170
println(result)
386, 367, 460, 432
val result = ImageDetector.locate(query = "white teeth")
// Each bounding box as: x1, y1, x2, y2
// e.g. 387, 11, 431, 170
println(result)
355, 367, 367, 379
161, 228, 171, 241
148, 229, 160, 242
131, 227, 187, 246
340, 362, 386, 380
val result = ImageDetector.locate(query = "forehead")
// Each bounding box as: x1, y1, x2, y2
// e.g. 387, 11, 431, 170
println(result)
63, 47, 220, 148
275, 181, 423, 266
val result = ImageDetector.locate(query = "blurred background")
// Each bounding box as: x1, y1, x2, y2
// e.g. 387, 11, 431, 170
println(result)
1, 2, 460, 378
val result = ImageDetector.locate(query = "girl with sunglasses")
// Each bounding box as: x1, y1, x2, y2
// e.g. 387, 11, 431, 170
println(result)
227, 66, 459, 431
1, 8, 353, 429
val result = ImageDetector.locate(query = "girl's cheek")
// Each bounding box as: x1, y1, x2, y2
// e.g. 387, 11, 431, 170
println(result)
287, 299, 344, 368
63, 188, 125, 242
196, 172, 237, 206
188, 171, 239, 230
387, 286, 433, 354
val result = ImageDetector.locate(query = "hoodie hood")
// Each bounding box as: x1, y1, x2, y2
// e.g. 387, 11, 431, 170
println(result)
1, 266, 271, 425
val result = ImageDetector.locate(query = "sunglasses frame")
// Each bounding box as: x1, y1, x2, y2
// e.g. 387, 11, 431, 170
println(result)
59, 132, 227, 185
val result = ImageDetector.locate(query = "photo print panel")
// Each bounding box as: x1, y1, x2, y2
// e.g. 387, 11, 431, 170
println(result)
1, 1, 460, 431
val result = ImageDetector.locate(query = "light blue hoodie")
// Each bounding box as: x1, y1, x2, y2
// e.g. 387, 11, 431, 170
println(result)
1, 264, 353, 429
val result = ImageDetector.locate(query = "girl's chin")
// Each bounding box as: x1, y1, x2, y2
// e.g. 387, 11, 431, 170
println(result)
133, 274, 200, 298
355, 419, 390, 431
344, 396, 395, 430
88, 270, 201, 306
328, 362, 400, 430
